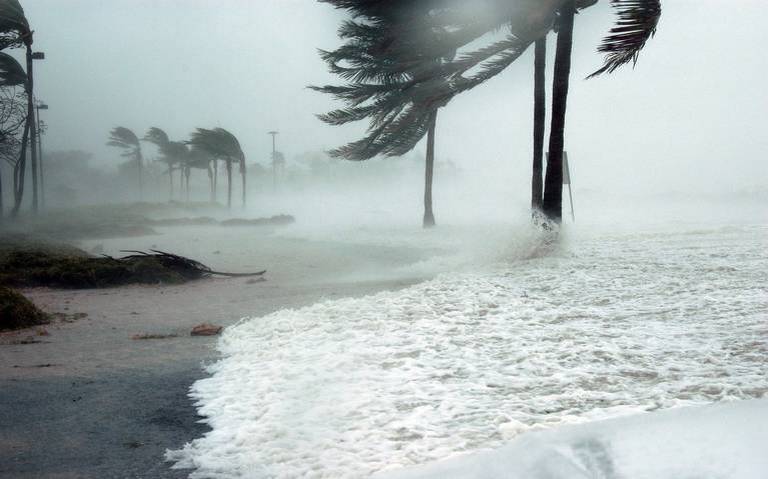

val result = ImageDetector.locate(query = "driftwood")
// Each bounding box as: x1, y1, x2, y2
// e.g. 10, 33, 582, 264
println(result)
116, 250, 266, 279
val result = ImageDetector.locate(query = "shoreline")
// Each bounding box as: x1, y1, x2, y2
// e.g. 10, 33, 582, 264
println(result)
1, 229, 435, 478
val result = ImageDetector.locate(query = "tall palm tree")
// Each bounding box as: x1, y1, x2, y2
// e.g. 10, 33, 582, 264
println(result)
0, 0, 37, 216
188, 128, 245, 208
107, 127, 144, 200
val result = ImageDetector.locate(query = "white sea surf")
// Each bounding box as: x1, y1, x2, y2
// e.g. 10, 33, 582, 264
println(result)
168, 217, 767, 478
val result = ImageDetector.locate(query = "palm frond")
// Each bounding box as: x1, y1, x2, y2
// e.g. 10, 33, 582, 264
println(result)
588, 0, 661, 78
0, 51, 25, 86
0, 0, 30, 47
143, 127, 170, 147
107, 126, 140, 149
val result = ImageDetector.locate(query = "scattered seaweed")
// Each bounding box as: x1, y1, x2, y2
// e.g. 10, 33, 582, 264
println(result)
0, 242, 265, 289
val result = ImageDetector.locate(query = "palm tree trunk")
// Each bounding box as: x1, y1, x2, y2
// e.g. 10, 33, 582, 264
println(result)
0, 165, 4, 220
542, 2, 575, 223
226, 158, 232, 208
532, 36, 547, 212
207, 163, 214, 203
11, 118, 31, 218
185, 167, 191, 203
25, 46, 38, 214
423, 110, 437, 228
213, 160, 218, 202
137, 150, 144, 201
169, 166, 174, 201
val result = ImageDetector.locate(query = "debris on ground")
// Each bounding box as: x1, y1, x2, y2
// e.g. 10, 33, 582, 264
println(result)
0, 240, 266, 289
131, 333, 179, 340
191, 323, 223, 336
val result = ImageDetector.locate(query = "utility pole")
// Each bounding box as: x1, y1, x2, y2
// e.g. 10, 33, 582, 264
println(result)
268, 131, 278, 192
36, 102, 48, 209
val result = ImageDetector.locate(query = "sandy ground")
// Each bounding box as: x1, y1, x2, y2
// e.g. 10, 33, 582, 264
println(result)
0, 226, 438, 478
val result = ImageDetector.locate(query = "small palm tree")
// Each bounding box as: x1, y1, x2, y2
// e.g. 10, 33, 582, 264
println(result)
188, 128, 245, 208
107, 127, 144, 200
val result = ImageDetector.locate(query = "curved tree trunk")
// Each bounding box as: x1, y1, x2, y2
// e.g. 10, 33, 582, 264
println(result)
542, 2, 575, 223
169, 165, 174, 201
25, 45, 38, 214
532, 36, 547, 213
423, 110, 437, 228
226, 158, 232, 209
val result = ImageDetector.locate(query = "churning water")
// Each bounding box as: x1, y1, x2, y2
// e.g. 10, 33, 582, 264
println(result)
168, 216, 767, 478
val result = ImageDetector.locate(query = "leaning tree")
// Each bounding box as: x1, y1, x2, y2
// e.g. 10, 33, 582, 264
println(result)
0, 51, 26, 219
188, 128, 245, 208
313, 0, 460, 228
107, 127, 144, 200
0, 0, 39, 216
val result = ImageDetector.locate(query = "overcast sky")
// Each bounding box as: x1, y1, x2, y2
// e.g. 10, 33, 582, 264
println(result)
21, 0, 768, 196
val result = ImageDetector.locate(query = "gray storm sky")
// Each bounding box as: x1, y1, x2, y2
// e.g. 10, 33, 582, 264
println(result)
23, 0, 768, 196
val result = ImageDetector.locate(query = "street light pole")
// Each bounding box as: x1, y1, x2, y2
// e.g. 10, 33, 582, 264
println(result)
268, 131, 278, 192
36, 102, 48, 209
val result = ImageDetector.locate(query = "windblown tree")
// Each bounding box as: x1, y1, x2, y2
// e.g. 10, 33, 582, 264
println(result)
313, 0, 461, 228
143, 127, 194, 201
186, 146, 214, 203
107, 127, 144, 200
188, 128, 245, 208
0, 0, 39, 217
0, 52, 25, 219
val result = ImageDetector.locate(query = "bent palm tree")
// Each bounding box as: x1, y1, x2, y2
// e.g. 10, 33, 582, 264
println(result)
188, 128, 245, 208
0, 0, 37, 216
107, 127, 143, 200
0, 51, 26, 217
143, 127, 177, 199
313, 0, 456, 228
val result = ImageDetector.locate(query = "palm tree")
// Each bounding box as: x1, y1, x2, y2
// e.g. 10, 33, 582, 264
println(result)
188, 128, 245, 208
0, 0, 37, 217
0, 51, 26, 218
313, 0, 456, 228
107, 127, 144, 200
143, 127, 176, 199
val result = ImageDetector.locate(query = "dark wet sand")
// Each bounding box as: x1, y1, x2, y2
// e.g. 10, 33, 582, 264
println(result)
1, 229, 434, 478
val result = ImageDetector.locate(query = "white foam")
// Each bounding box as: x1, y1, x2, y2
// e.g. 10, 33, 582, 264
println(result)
168, 223, 767, 478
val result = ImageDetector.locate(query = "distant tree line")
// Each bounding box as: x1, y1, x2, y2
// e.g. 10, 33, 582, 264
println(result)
107, 126, 247, 209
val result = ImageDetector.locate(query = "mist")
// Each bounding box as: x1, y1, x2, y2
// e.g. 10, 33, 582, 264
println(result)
1, 1, 766, 478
